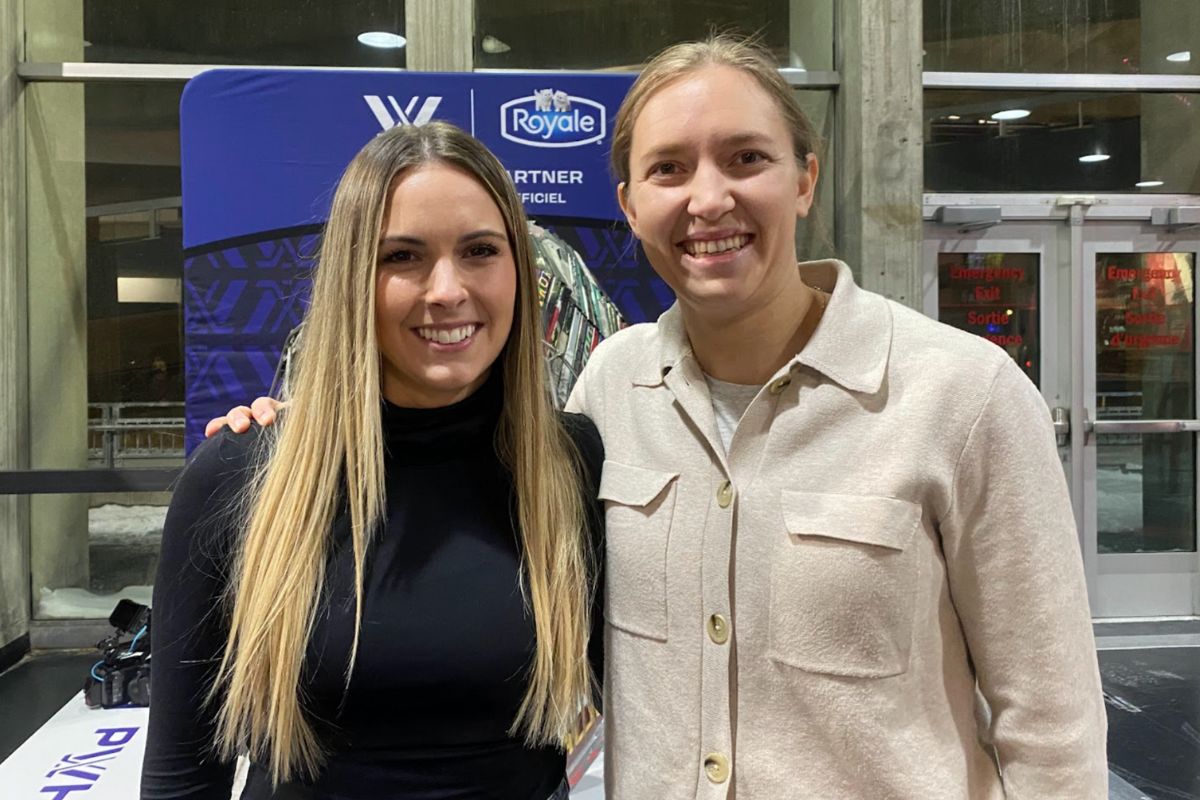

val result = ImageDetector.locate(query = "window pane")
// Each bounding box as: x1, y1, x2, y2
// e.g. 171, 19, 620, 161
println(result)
925, 91, 1200, 193
937, 252, 1040, 387
24, 491, 165, 621
27, 81, 185, 618
74, 1, 406, 66
925, 0, 1200, 75
85, 84, 185, 414
475, 0, 832, 70
1095, 252, 1197, 554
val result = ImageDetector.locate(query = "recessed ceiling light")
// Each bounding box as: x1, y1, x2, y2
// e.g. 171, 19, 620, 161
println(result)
1135, 180, 1165, 188
481, 35, 511, 54
1079, 153, 1111, 163
358, 31, 407, 49
991, 109, 1031, 121
1166, 51, 1192, 63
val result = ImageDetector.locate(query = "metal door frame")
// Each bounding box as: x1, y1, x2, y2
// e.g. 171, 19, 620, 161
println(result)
1081, 222, 1200, 617
924, 193, 1200, 618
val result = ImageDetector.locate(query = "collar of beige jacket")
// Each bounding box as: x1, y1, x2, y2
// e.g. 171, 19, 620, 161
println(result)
633, 259, 893, 395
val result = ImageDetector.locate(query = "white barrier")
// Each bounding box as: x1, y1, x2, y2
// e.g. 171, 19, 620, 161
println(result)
0, 693, 147, 799
0, 693, 604, 799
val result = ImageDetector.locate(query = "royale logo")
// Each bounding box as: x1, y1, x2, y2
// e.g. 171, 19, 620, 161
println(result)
500, 89, 606, 149
364, 95, 443, 130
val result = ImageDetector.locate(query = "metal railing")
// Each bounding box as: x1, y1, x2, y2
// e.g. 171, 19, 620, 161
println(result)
87, 402, 186, 467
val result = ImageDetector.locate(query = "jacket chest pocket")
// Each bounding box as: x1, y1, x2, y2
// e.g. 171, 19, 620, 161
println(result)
768, 490, 922, 678
598, 460, 678, 641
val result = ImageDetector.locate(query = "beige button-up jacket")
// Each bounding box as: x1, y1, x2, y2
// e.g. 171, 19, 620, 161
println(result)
566, 260, 1108, 799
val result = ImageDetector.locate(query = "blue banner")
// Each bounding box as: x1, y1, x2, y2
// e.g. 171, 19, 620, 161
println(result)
180, 69, 669, 451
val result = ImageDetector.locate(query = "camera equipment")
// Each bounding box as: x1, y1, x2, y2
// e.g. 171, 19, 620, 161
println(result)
83, 598, 152, 709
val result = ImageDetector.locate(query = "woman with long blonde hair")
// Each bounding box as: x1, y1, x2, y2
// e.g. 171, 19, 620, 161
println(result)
142, 121, 601, 800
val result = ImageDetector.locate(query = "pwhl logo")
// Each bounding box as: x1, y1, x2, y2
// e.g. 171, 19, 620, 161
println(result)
40, 726, 139, 799
501, 89, 606, 148
364, 95, 442, 129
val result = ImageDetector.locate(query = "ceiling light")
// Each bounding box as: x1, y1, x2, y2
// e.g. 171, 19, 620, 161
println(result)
1166, 51, 1192, 63
481, 35, 511, 54
1079, 153, 1111, 163
946, 114, 961, 121
1135, 180, 1165, 188
358, 31, 407, 49
117, 277, 181, 304
991, 109, 1031, 121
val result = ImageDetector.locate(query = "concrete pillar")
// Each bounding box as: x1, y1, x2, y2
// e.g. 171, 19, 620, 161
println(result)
834, 0, 924, 307
0, 0, 30, 656
405, 0, 473, 72
25, 1, 89, 608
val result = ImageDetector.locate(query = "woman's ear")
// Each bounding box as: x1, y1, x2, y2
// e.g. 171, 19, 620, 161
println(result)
617, 182, 640, 238
795, 153, 820, 219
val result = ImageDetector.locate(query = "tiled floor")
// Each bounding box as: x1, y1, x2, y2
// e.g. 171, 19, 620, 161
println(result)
3, 646, 1198, 798
0, 650, 96, 763
1100, 647, 1200, 799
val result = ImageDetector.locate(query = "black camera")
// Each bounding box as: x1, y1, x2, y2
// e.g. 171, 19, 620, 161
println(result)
84, 598, 152, 709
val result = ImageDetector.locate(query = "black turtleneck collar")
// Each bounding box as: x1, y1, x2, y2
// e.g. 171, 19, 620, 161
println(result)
381, 367, 504, 463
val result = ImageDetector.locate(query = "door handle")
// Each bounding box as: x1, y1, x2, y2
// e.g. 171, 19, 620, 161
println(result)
1051, 407, 1070, 446
1085, 419, 1200, 436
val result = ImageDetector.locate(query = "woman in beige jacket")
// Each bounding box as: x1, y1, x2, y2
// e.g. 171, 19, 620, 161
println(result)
211, 35, 1108, 800
565, 35, 1108, 800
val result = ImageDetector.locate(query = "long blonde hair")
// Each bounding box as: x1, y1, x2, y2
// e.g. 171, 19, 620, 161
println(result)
207, 122, 594, 785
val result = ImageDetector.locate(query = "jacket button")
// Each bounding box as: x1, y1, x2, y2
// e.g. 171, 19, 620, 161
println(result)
768, 375, 792, 395
704, 752, 730, 783
717, 480, 734, 508
707, 613, 729, 644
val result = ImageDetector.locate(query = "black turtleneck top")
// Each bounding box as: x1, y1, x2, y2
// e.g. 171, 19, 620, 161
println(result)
141, 374, 604, 800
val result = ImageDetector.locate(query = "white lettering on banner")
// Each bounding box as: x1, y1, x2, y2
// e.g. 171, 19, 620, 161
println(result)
510, 108, 596, 139
364, 95, 443, 130
509, 170, 584, 185
520, 192, 566, 204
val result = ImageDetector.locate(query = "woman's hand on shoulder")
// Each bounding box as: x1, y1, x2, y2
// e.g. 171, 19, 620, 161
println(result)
204, 397, 286, 437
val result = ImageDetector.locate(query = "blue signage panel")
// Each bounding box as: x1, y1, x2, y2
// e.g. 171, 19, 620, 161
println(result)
180, 69, 669, 451
181, 70, 635, 249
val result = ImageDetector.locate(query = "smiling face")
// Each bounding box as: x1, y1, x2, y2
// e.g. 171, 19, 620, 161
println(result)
374, 162, 517, 408
619, 65, 818, 320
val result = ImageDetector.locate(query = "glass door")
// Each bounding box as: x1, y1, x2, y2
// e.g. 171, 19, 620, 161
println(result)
926, 199, 1200, 619
1083, 223, 1200, 617
921, 218, 1075, 500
